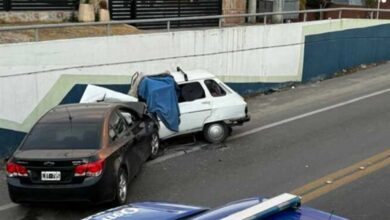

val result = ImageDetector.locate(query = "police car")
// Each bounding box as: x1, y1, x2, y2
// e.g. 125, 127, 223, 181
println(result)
82, 193, 347, 220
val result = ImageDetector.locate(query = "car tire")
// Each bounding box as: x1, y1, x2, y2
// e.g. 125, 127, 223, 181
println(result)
149, 132, 160, 160
203, 122, 228, 144
114, 168, 128, 206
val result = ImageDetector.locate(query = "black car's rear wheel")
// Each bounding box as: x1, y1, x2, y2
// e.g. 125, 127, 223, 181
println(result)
114, 168, 128, 205
149, 132, 160, 160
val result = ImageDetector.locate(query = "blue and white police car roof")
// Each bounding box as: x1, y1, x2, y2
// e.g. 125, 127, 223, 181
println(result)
83, 193, 348, 220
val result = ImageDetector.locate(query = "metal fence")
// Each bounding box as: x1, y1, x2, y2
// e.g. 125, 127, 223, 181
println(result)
109, 0, 222, 29
0, 0, 222, 29
1, 0, 7, 10
0, 0, 77, 11
1, 8, 390, 42
0, 0, 4, 10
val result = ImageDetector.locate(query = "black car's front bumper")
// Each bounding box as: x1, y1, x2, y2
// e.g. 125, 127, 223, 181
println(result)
7, 174, 115, 204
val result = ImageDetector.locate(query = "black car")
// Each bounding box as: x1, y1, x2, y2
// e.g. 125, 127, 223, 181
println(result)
6, 102, 160, 205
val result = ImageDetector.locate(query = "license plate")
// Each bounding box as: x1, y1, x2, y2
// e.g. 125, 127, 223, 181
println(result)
41, 171, 61, 181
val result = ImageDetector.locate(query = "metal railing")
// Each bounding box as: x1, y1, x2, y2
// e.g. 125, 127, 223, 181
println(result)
1, 7, 390, 42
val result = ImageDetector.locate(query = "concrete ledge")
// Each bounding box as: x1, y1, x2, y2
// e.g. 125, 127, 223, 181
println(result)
0, 11, 74, 23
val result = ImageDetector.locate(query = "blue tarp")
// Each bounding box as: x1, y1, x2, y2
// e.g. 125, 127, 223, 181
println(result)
138, 75, 180, 132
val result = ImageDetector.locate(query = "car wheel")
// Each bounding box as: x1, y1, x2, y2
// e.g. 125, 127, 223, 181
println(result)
114, 168, 128, 205
149, 132, 160, 160
203, 122, 228, 144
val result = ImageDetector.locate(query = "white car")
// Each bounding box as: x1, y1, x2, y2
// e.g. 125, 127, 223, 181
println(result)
159, 69, 250, 143
80, 70, 249, 144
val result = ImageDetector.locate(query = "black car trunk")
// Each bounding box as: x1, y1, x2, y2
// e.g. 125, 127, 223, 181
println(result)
13, 149, 98, 185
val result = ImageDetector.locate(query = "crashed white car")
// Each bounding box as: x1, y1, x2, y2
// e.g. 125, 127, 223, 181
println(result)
158, 69, 250, 143
80, 70, 249, 143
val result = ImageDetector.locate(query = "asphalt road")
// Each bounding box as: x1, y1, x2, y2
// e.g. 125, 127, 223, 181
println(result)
1, 63, 390, 220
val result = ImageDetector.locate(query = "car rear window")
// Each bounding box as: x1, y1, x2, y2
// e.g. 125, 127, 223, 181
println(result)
204, 79, 226, 97
21, 122, 102, 150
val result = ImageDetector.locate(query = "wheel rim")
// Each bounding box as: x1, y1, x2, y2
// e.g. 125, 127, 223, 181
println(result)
151, 133, 159, 155
118, 172, 127, 202
207, 124, 224, 141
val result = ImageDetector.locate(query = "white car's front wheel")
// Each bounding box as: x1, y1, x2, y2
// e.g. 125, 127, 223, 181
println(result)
203, 122, 228, 143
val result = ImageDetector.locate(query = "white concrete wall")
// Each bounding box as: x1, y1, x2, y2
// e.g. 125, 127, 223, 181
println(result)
0, 22, 307, 130
1, 19, 387, 133
0, 23, 305, 81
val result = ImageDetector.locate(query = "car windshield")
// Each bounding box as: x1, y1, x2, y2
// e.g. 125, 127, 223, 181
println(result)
21, 122, 102, 150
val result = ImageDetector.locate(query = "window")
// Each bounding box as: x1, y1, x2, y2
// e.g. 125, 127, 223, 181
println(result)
120, 111, 135, 127
204, 79, 226, 97
178, 82, 205, 103
332, 0, 364, 6
109, 112, 127, 142
21, 122, 102, 150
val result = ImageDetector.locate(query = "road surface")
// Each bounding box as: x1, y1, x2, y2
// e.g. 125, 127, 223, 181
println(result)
0, 62, 389, 220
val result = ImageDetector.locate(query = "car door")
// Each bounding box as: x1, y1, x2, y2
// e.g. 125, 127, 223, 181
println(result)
108, 111, 140, 179
203, 78, 229, 114
119, 108, 150, 162
203, 79, 247, 122
178, 81, 212, 133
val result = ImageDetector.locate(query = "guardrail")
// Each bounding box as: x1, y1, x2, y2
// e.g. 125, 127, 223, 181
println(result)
1, 7, 390, 42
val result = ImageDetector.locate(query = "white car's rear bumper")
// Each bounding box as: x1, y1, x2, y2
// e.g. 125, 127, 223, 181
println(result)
225, 114, 250, 126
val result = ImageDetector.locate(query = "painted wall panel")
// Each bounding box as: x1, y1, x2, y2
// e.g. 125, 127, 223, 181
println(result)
303, 23, 390, 82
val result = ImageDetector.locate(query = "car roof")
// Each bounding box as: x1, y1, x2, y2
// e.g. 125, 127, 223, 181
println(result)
83, 196, 346, 220
169, 70, 216, 83
38, 103, 118, 124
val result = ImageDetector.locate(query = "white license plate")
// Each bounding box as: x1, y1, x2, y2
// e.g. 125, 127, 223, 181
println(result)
41, 171, 61, 181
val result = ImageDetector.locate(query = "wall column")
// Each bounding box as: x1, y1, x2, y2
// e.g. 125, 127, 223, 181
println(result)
222, 0, 247, 26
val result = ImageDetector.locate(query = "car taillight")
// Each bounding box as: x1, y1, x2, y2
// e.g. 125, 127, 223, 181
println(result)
6, 162, 28, 177
74, 159, 105, 177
